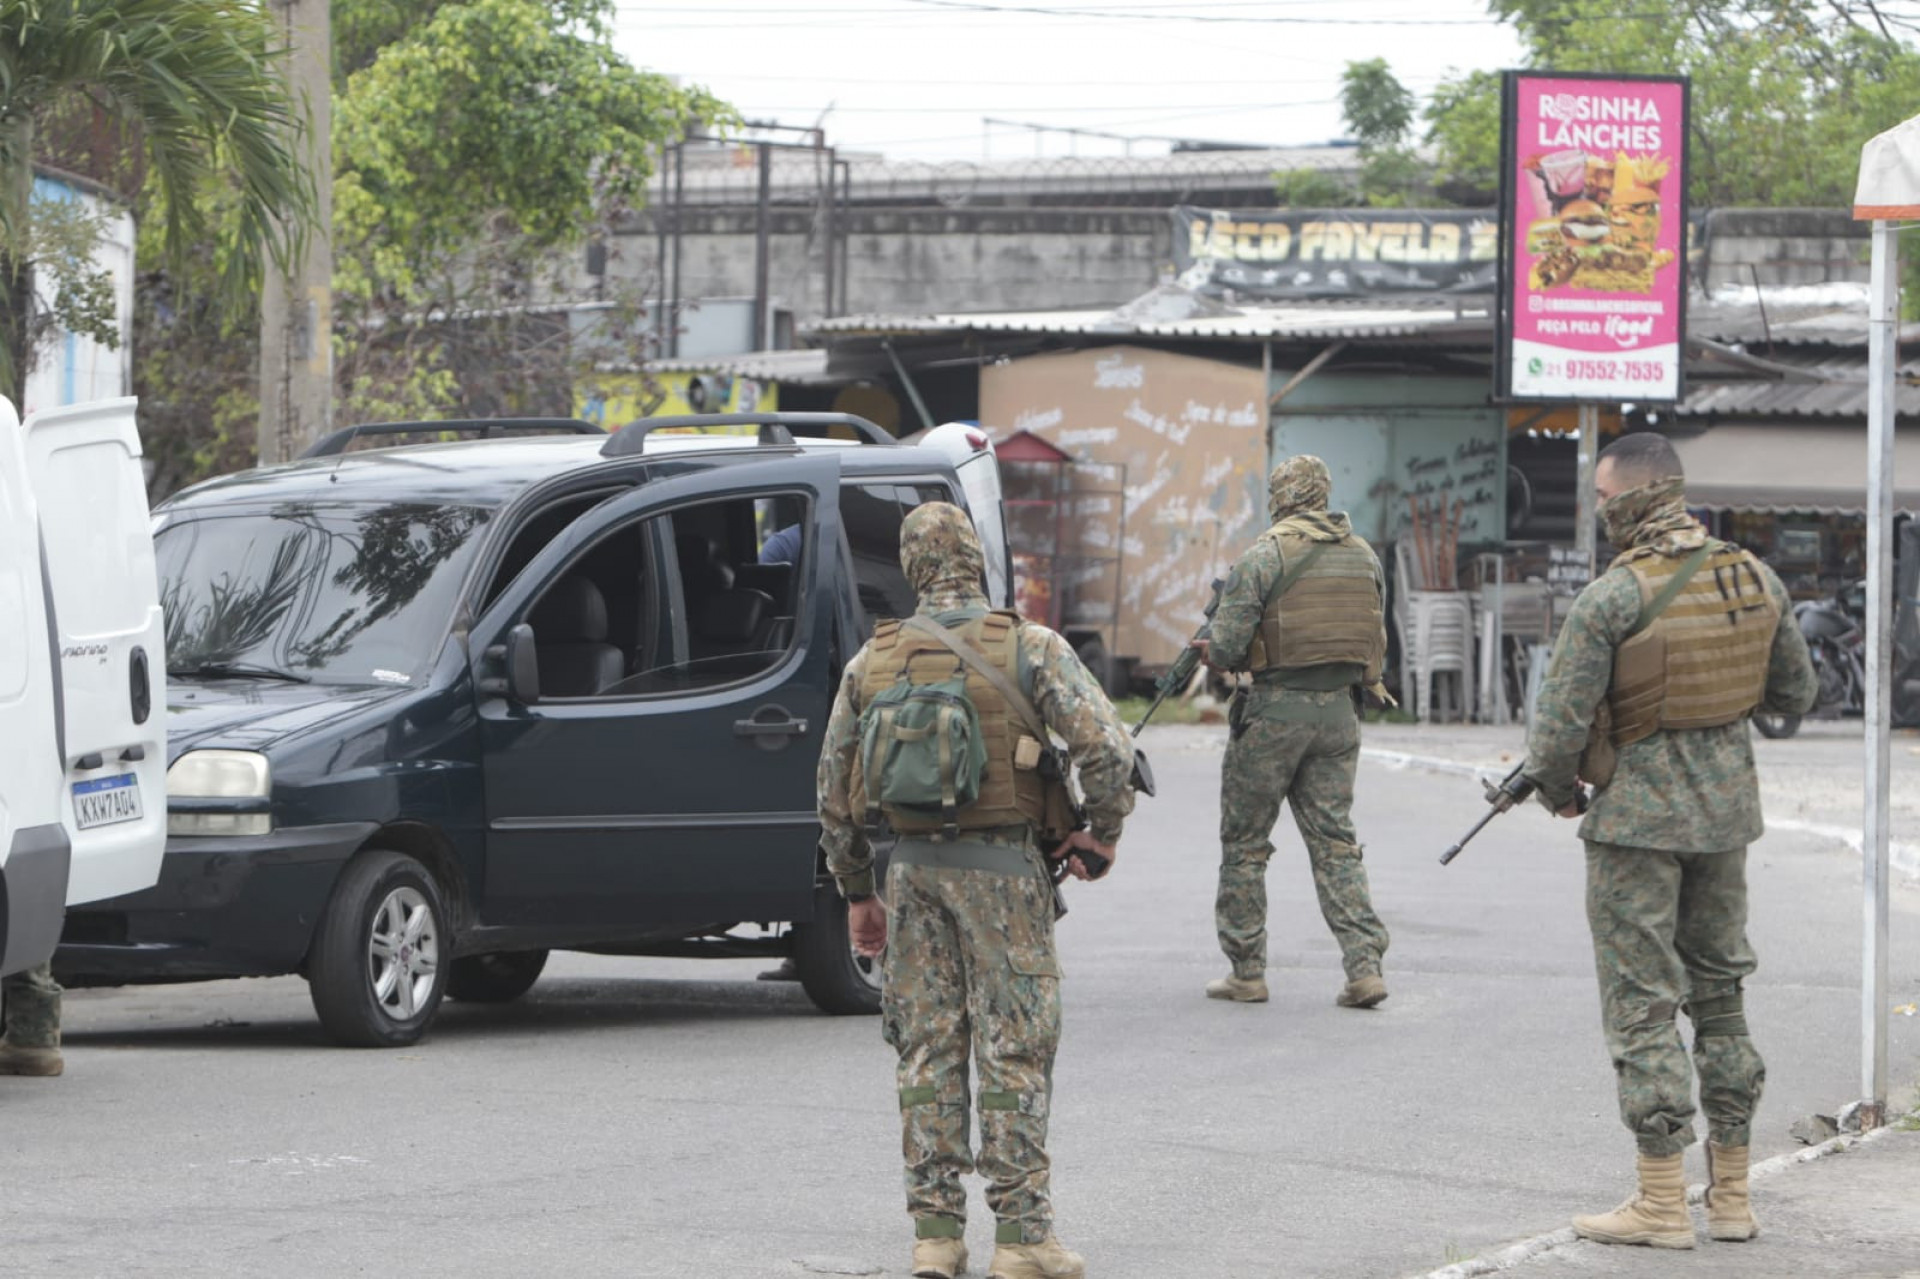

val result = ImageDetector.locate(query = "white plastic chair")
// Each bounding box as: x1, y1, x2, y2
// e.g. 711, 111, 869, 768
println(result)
1409, 590, 1475, 723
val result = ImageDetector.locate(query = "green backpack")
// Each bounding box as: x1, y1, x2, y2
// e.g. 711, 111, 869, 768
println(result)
859, 666, 988, 837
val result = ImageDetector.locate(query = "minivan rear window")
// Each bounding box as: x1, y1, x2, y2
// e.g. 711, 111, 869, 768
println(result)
158, 503, 492, 685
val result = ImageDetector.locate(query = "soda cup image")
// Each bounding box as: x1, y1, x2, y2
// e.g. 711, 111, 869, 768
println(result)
1539, 149, 1587, 210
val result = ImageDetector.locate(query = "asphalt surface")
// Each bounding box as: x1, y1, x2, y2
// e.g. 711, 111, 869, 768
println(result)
7, 723, 1920, 1278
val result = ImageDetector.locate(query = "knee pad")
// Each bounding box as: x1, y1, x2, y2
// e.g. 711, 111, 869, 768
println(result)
1689, 993, 1749, 1042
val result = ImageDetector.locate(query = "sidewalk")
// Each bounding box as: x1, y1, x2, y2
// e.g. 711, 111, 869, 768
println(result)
1419, 1125, 1920, 1278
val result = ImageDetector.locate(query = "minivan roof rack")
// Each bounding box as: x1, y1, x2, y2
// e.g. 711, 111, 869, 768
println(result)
600, 412, 894, 458
300, 418, 606, 459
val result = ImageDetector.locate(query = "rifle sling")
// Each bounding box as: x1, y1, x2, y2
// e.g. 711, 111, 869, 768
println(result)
901, 616, 1052, 744
1625, 544, 1715, 640
1277, 540, 1330, 595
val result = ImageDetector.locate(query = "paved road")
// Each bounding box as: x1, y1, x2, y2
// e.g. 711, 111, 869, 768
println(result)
8, 726, 1919, 1278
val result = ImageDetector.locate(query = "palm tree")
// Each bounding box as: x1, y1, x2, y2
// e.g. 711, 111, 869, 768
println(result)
0, 0, 315, 403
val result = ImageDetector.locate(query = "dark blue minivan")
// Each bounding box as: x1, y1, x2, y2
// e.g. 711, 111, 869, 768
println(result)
56, 415, 1013, 1046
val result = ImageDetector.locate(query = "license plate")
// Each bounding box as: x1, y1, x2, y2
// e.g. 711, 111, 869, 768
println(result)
72, 774, 143, 830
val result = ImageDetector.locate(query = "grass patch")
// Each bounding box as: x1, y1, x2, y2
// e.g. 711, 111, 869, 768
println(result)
1111, 694, 1213, 727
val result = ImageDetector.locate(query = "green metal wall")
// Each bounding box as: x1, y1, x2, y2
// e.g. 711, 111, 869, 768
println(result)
1267, 373, 1506, 552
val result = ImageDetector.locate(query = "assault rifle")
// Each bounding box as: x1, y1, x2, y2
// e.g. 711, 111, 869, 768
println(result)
1439, 763, 1589, 865
1131, 577, 1227, 737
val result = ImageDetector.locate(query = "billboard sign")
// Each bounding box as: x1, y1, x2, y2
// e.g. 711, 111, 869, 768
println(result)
1171, 206, 1498, 300
1495, 72, 1689, 403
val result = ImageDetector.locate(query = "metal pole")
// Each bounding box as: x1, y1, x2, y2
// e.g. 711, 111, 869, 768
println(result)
1574, 402, 1600, 578
654, 142, 668, 320
822, 145, 837, 319
669, 143, 684, 358
837, 159, 852, 315
754, 142, 772, 350
1860, 217, 1898, 1130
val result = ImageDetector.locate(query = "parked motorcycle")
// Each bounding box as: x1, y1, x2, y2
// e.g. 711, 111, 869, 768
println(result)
1754, 585, 1860, 738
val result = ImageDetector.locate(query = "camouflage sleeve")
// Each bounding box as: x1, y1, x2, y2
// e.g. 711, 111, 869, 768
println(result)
1024, 624, 1135, 844
816, 645, 874, 897
1368, 549, 1388, 683
1523, 569, 1641, 809
1756, 563, 1818, 715
1207, 538, 1283, 671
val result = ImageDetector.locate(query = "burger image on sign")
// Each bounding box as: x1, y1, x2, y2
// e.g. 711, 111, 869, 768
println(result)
1557, 199, 1611, 246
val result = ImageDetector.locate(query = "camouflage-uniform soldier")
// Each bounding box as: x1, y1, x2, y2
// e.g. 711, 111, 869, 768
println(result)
1201, 456, 1392, 1009
1523, 434, 1816, 1249
0, 962, 64, 1075
817, 502, 1134, 1279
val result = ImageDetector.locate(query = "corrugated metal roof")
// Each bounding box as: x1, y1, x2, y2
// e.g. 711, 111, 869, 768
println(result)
1688, 282, 1920, 347
637, 347, 843, 386
807, 299, 1492, 344
1674, 350, 1920, 420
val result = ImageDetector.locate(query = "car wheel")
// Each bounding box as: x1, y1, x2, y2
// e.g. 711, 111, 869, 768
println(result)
791, 879, 882, 1016
307, 849, 449, 1048
447, 949, 549, 1004
1752, 713, 1801, 740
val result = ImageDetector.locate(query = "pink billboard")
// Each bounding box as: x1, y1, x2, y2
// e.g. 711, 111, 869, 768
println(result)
1497, 73, 1689, 403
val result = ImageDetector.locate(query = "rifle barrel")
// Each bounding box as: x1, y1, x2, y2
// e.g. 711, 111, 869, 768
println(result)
1438, 809, 1498, 866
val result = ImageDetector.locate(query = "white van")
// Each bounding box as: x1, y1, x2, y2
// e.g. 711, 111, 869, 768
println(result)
0, 396, 167, 976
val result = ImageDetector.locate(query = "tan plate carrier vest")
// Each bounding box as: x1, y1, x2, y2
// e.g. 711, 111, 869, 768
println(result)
1247, 526, 1386, 674
853, 610, 1048, 835
1607, 541, 1781, 747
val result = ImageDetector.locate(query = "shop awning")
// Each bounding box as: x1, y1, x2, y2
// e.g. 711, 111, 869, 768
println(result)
1672, 423, 1920, 512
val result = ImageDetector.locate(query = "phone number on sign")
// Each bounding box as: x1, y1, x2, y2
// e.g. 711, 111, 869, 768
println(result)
1565, 358, 1668, 383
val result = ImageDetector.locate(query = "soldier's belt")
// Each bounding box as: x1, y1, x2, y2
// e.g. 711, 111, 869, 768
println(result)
891, 836, 1038, 876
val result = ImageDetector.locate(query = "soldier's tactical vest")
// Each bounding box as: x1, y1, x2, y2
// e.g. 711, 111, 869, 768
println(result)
1247, 524, 1386, 673
1605, 540, 1781, 747
853, 610, 1048, 835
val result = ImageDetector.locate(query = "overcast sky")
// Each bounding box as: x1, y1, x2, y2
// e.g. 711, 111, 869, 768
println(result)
609, 0, 1527, 162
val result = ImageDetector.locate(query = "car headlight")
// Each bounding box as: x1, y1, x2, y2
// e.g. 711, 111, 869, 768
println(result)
167, 750, 272, 837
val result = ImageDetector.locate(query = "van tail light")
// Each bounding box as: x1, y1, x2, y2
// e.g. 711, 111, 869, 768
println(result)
965, 431, 988, 451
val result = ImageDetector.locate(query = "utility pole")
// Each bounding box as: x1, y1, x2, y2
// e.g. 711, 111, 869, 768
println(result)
258, 0, 332, 466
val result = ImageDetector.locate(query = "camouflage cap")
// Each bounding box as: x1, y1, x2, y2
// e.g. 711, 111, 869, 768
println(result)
1268, 454, 1331, 521
900, 500, 985, 594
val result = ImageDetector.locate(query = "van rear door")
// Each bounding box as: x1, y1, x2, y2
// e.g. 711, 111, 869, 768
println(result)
0, 398, 70, 974
23, 398, 167, 905
920, 423, 1013, 608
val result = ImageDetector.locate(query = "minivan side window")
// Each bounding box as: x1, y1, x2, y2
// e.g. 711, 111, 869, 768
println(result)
523, 492, 809, 700
841, 482, 957, 625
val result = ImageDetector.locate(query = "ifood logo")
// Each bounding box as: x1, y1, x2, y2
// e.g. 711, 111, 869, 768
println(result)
1605, 314, 1655, 348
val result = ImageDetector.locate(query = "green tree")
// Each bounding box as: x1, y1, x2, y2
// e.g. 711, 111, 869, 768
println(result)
1427, 0, 1920, 208
0, 0, 313, 404
1340, 59, 1427, 207
330, 0, 728, 424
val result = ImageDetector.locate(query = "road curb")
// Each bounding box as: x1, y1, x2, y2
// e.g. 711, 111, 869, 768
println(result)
1408, 1125, 1900, 1279
1359, 747, 1920, 878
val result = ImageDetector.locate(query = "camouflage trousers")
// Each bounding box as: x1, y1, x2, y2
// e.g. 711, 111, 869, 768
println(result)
1217, 688, 1389, 982
2, 962, 62, 1048
882, 845, 1061, 1247
1585, 840, 1765, 1156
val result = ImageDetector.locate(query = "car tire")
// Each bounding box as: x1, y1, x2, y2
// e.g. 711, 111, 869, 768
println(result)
307, 849, 450, 1048
1753, 712, 1801, 739
447, 949, 549, 1004
791, 879, 882, 1016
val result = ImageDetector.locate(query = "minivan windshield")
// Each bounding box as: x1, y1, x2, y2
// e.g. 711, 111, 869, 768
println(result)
157, 502, 492, 686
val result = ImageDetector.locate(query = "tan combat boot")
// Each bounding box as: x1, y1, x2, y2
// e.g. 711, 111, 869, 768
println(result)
1705, 1142, 1759, 1241
1205, 974, 1268, 1003
1336, 974, 1387, 1009
0, 1041, 63, 1076
987, 1233, 1084, 1279
1572, 1152, 1695, 1249
912, 1235, 969, 1278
